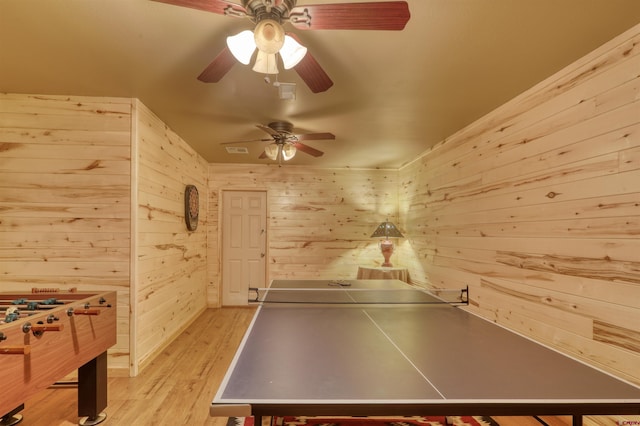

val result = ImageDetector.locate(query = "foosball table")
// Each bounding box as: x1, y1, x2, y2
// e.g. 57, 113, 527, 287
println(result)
0, 290, 117, 425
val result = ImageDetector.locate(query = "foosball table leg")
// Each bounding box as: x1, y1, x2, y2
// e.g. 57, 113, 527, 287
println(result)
77, 351, 108, 426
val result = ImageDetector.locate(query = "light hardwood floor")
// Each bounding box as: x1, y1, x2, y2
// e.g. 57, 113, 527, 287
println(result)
17, 307, 255, 426
13, 308, 635, 426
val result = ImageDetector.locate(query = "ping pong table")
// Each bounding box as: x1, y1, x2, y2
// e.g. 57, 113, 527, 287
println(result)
210, 279, 640, 426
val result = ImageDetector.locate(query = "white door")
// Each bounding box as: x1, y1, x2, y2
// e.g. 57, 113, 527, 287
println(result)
221, 191, 267, 306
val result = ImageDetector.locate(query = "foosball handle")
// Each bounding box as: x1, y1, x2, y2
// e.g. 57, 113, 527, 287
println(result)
0, 345, 31, 355
30, 323, 64, 332
68, 308, 101, 316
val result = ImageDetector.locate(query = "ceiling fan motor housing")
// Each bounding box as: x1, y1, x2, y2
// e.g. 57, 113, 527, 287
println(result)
268, 121, 294, 134
243, 0, 296, 24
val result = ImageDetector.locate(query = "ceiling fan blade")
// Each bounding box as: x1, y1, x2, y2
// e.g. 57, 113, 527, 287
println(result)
289, 1, 410, 31
197, 47, 236, 83
293, 142, 324, 157
296, 132, 335, 141
150, 0, 246, 16
289, 41, 333, 93
258, 151, 268, 159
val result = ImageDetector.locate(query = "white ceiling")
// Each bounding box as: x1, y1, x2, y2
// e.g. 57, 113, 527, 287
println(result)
1, 0, 639, 168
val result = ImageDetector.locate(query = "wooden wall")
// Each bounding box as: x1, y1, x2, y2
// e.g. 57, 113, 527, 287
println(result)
134, 100, 209, 373
398, 23, 640, 386
207, 165, 398, 306
0, 95, 209, 376
0, 93, 132, 371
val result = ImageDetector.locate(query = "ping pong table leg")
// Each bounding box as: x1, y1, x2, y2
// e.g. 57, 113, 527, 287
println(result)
253, 414, 263, 426
572, 414, 582, 426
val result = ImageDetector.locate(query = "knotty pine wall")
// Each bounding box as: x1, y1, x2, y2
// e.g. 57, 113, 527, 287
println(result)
0, 94, 132, 371
206, 165, 398, 306
134, 100, 208, 373
0, 95, 209, 376
398, 23, 640, 385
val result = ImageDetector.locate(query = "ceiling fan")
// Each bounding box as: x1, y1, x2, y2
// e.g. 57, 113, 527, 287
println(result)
221, 121, 335, 164
150, 0, 411, 93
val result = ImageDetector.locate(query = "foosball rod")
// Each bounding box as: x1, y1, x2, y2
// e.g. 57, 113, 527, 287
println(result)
0, 312, 40, 323
31, 287, 77, 293
0, 299, 72, 306
1, 309, 61, 324
68, 308, 101, 316
23, 323, 64, 333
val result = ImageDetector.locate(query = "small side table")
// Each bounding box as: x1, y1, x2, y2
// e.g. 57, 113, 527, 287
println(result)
357, 266, 408, 283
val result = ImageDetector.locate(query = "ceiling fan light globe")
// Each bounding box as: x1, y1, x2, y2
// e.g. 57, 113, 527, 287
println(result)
254, 19, 285, 54
226, 30, 256, 65
253, 50, 279, 74
281, 35, 307, 69
264, 143, 279, 161
282, 144, 297, 161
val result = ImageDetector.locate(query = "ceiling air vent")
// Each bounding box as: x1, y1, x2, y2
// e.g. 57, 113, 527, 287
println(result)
225, 146, 249, 154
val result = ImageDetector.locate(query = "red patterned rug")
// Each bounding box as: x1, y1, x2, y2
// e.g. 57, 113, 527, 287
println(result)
227, 415, 499, 426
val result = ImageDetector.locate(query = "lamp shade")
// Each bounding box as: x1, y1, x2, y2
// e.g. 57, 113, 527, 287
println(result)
253, 50, 279, 74
264, 143, 279, 161
281, 144, 296, 161
226, 30, 256, 65
280, 35, 307, 69
264, 144, 297, 162
370, 221, 404, 238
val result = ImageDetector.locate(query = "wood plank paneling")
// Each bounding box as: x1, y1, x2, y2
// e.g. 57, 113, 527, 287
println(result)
0, 93, 132, 371
207, 165, 399, 307
134, 101, 209, 372
0, 94, 209, 377
398, 23, 640, 388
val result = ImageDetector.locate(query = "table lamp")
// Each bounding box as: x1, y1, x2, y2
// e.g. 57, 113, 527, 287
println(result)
370, 220, 404, 267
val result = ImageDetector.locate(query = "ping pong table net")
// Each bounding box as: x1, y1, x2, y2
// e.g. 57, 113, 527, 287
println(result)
249, 283, 469, 306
